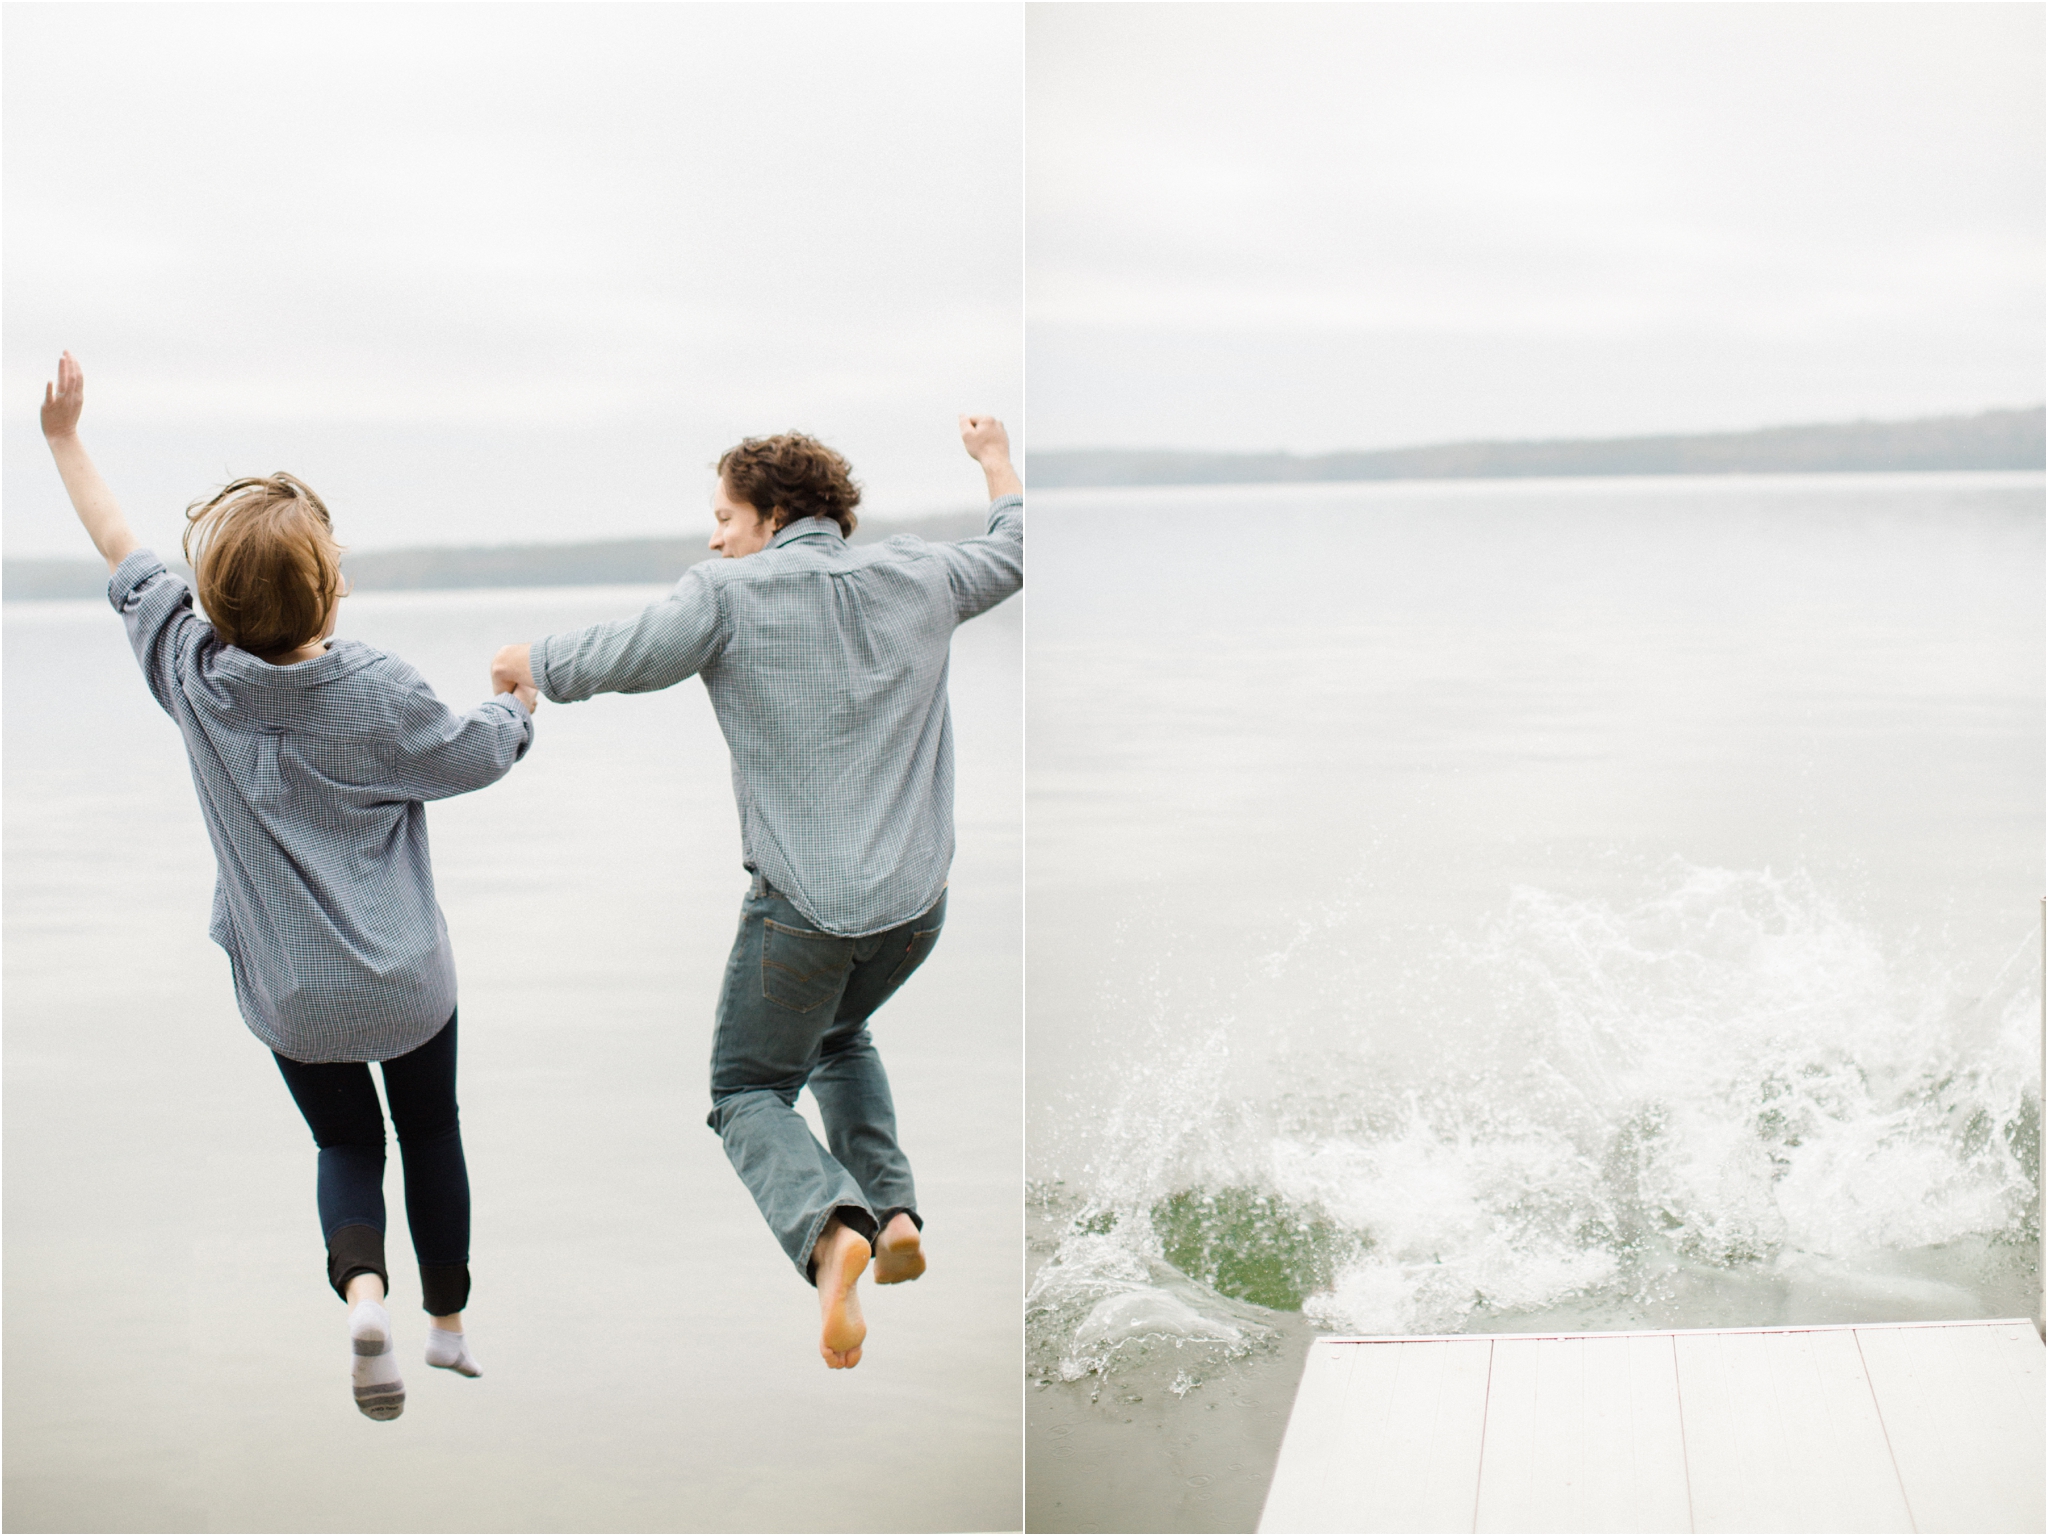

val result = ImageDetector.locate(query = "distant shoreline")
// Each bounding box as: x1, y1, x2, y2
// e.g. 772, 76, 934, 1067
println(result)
1031, 406, 2045, 489
4, 507, 989, 604
11, 433, 2044, 601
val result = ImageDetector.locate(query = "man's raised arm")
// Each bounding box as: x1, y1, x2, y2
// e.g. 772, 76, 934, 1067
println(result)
961, 414, 1021, 502
942, 414, 1023, 624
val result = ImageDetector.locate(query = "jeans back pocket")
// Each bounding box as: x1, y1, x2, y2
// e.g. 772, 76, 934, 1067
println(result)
882, 924, 943, 993
761, 918, 853, 1013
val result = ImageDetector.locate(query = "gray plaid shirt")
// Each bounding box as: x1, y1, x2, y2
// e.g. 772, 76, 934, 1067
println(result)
110, 550, 535, 1063
534, 495, 1022, 936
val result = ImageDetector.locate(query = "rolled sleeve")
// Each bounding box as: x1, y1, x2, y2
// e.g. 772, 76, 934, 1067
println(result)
939, 494, 1023, 623
109, 547, 205, 716
534, 569, 728, 703
382, 662, 535, 801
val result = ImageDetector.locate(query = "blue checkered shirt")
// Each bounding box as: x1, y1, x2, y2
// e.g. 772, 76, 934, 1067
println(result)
110, 550, 535, 1063
533, 495, 1022, 936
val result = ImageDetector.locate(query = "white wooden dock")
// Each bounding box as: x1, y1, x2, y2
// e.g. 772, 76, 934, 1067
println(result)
1259, 1318, 2044, 1534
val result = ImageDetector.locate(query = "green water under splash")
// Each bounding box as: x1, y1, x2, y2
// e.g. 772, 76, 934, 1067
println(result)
1151, 1185, 1364, 1311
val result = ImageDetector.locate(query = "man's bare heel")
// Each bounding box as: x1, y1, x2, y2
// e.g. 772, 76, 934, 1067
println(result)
873, 1212, 926, 1285
815, 1220, 869, 1369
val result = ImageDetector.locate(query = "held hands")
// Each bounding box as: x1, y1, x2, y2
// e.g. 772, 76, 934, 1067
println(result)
491, 643, 538, 712
42, 351, 84, 441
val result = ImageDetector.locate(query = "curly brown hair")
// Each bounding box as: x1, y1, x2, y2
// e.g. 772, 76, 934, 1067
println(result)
717, 432, 861, 537
182, 473, 345, 657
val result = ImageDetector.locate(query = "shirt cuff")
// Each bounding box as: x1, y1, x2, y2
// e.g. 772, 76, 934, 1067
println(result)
529, 636, 557, 702
491, 690, 532, 722
107, 547, 169, 611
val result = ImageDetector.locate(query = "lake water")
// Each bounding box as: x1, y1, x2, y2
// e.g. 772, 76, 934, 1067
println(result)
4, 581, 1021, 1533
1024, 473, 2043, 1532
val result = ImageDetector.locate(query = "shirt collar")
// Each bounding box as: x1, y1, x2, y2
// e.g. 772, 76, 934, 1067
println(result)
768, 515, 844, 550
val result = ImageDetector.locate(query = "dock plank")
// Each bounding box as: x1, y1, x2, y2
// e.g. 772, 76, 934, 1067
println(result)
1803, 1327, 1915, 1533
1613, 1333, 1691, 1533
1261, 1320, 2043, 1535
1417, 1340, 1494, 1531
1668, 1330, 1756, 1532
1858, 1321, 2046, 1533
1320, 1336, 1407, 1526
1471, 1334, 1540, 1532
1258, 1338, 1357, 1533
1289, 1339, 1494, 1533
1682, 1326, 1912, 1533
1473, 1333, 1690, 1532
1522, 1337, 1587, 1533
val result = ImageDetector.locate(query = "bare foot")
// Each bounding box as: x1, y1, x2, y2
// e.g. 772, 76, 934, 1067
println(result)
814, 1219, 869, 1369
874, 1211, 926, 1284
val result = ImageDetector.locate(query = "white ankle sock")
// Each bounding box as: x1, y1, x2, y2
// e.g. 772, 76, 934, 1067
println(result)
349, 1301, 405, 1420
425, 1326, 482, 1378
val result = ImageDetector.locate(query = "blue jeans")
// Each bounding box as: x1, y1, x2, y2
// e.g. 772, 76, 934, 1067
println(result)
707, 879, 945, 1282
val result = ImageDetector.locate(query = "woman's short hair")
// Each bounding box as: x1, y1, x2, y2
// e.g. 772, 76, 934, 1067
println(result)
717, 433, 861, 537
182, 473, 345, 657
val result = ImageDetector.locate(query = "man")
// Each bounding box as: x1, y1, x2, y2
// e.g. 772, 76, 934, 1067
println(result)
491, 417, 1021, 1368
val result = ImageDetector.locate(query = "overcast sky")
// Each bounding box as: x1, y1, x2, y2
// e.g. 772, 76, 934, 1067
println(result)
5, 3, 1021, 556
1028, 3, 2044, 455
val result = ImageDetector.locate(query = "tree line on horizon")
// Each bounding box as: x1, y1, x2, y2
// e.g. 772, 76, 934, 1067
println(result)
8, 409, 2042, 600
1029, 405, 2046, 489
4, 508, 990, 603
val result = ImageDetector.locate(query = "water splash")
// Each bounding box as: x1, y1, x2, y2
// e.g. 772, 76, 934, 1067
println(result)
1033, 864, 2040, 1375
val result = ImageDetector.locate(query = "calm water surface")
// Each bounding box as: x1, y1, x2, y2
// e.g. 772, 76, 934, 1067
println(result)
5, 581, 1021, 1533
1025, 473, 2043, 1533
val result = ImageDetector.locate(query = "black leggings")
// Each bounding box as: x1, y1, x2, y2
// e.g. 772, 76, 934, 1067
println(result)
274, 1011, 471, 1316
